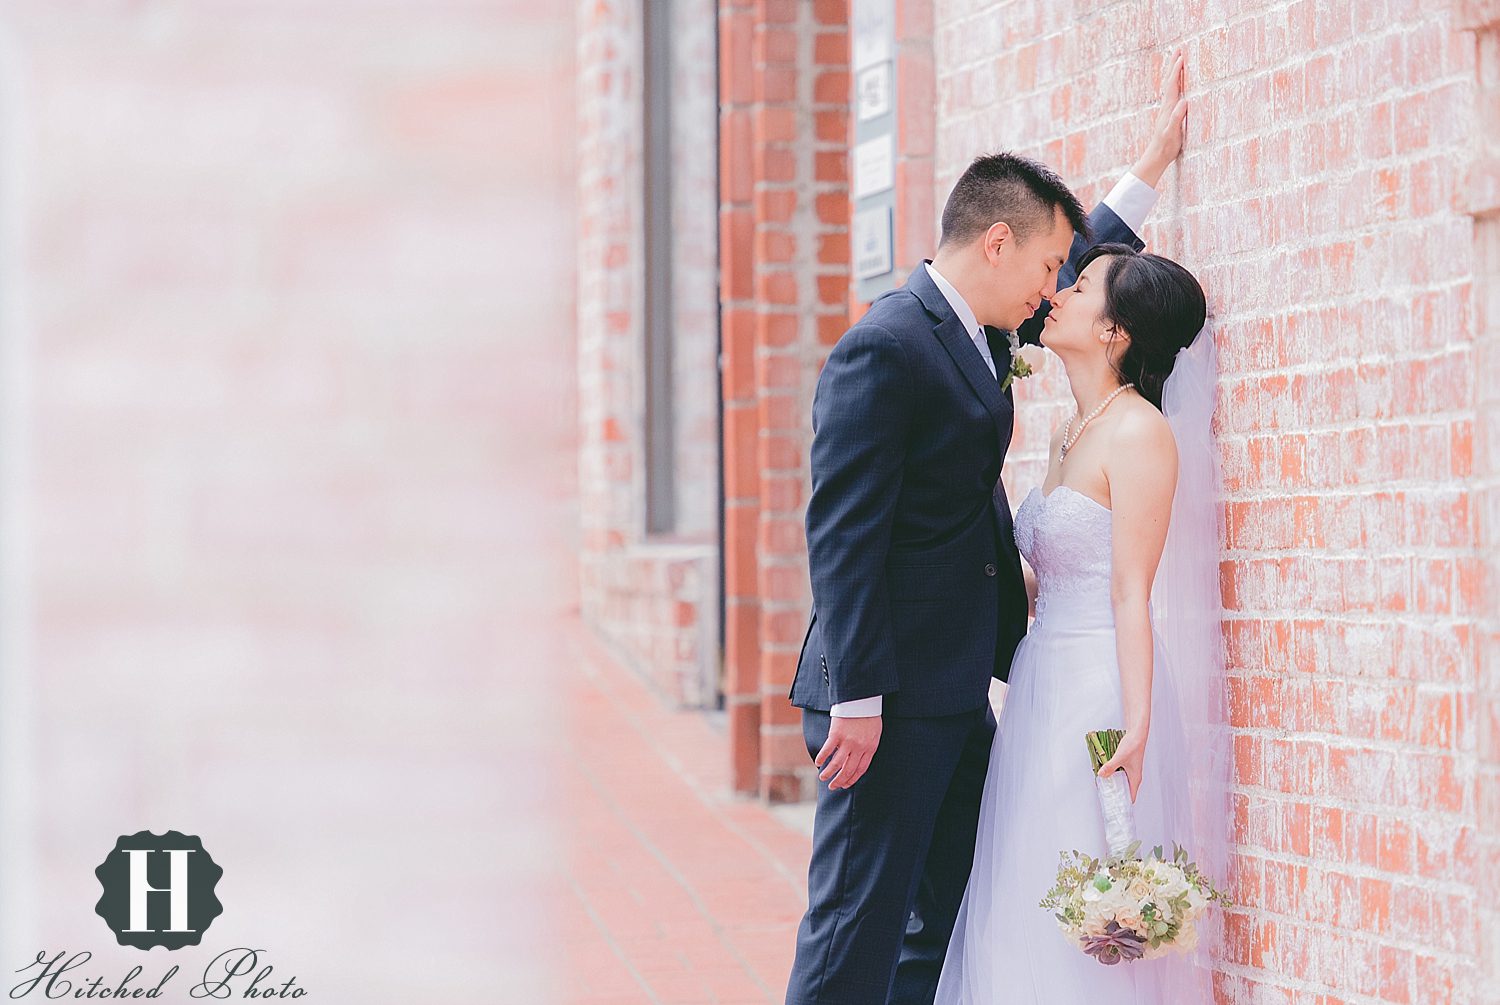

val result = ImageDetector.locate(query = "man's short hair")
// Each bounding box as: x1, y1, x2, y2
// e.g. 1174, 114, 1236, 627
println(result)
938, 152, 1089, 249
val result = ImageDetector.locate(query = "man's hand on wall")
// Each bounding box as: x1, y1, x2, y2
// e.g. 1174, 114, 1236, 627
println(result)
1131, 49, 1189, 188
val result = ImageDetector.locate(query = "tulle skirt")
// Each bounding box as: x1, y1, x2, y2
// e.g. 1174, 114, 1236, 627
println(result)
933, 598, 1216, 1004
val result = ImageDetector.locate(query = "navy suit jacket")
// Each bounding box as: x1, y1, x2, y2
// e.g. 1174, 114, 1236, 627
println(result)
790, 202, 1145, 718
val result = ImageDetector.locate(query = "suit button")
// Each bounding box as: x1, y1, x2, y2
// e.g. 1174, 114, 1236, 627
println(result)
984, 563, 997, 577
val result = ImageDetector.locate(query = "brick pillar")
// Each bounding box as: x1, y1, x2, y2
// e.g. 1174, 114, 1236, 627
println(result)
753, 132, 816, 806
721, 0, 852, 800
760, 0, 856, 802
719, 0, 762, 796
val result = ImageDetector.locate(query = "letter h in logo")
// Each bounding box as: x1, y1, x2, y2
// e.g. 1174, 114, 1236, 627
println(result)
123, 847, 195, 933
95, 830, 224, 950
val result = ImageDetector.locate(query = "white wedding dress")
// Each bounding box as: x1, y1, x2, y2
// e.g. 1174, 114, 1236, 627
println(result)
933, 483, 1214, 1003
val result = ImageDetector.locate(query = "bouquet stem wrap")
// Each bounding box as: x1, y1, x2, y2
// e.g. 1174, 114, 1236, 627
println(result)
1094, 770, 1137, 858
1087, 728, 1137, 857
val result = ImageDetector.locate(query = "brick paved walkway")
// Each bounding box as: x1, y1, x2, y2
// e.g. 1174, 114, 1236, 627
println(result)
562, 626, 812, 1004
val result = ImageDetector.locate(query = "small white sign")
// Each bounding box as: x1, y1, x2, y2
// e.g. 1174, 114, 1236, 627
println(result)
852, 0, 894, 70
853, 134, 894, 198
856, 62, 893, 122
853, 206, 893, 280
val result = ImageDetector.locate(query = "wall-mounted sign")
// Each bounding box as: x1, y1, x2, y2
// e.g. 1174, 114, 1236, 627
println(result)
857, 61, 892, 122
851, 0, 894, 70
853, 206, 893, 280
853, 0, 899, 297
853, 134, 894, 198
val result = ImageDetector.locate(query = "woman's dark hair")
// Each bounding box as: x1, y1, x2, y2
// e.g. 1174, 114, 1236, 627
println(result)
1073, 242, 1207, 410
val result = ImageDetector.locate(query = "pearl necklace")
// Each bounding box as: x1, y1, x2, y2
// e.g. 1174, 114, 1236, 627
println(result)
1059, 383, 1133, 463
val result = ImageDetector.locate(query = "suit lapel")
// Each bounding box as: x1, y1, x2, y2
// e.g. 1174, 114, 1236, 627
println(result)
907, 262, 1012, 431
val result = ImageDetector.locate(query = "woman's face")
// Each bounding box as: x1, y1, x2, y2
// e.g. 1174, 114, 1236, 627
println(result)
1040, 256, 1121, 358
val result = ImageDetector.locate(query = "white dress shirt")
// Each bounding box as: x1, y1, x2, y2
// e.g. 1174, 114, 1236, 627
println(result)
828, 171, 1160, 719
926, 259, 993, 376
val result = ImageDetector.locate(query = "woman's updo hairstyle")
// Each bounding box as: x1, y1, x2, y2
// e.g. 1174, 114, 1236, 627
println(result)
1073, 242, 1207, 410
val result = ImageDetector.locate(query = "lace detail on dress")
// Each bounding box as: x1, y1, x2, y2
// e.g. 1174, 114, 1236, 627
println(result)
1014, 485, 1114, 624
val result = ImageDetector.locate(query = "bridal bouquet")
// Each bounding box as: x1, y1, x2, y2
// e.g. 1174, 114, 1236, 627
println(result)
1038, 729, 1229, 965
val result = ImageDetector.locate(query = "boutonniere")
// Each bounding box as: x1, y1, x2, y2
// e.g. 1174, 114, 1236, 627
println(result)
1000, 331, 1047, 392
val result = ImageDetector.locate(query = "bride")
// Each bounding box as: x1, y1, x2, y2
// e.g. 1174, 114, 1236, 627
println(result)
934, 242, 1230, 1002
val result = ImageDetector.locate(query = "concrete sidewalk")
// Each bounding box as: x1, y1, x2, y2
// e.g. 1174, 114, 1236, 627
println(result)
562, 626, 812, 1004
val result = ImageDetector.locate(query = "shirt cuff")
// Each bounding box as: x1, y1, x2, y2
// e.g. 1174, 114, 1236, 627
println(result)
1102, 171, 1160, 237
831, 695, 883, 717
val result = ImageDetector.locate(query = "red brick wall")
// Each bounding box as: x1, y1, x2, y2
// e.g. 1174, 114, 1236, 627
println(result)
1461, 9, 1500, 999
586, 5, 1499, 992
721, 0, 853, 799
929, 2, 1490, 1001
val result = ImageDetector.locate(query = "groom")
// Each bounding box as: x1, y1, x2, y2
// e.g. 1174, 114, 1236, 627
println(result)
784, 73, 1188, 1005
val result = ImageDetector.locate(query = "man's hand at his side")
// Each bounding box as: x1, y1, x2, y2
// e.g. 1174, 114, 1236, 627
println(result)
816, 715, 883, 791
1131, 49, 1189, 188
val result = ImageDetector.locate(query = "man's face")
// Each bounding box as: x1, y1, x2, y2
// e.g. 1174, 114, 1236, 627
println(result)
982, 207, 1075, 331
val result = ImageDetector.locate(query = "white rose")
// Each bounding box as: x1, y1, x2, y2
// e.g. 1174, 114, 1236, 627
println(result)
1155, 866, 1190, 899
1016, 344, 1047, 373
